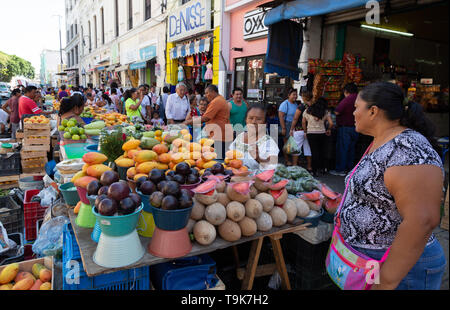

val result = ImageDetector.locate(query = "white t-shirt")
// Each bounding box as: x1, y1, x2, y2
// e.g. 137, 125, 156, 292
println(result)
140, 95, 151, 118
165, 93, 190, 121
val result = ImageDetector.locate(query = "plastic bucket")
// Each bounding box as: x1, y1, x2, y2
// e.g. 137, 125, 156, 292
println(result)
148, 227, 192, 259
150, 205, 193, 231
19, 176, 44, 191
127, 178, 137, 194
180, 181, 201, 197
136, 190, 151, 213
87, 195, 97, 208
91, 220, 102, 243
93, 230, 145, 268
76, 186, 90, 205
59, 182, 80, 206
136, 210, 156, 238
85, 144, 99, 153
320, 210, 335, 224
75, 202, 96, 228
298, 208, 324, 228
81, 117, 94, 124
92, 204, 143, 237
63, 143, 89, 159
117, 166, 128, 181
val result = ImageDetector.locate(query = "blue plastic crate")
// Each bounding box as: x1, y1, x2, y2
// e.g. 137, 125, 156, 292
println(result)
62, 223, 151, 290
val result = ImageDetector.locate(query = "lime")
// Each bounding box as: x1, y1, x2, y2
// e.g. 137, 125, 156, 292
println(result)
70, 117, 77, 124
58, 125, 65, 131
78, 128, 85, 134
62, 119, 69, 127
64, 127, 70, 132
67, 121, 76, 128
72, 135, 80, 140
63, 132, 72, 139
81, 134, 87, 140
70, 127, 79, 135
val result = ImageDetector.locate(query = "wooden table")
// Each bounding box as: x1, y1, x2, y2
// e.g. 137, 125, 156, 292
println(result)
68, 209, 310, 289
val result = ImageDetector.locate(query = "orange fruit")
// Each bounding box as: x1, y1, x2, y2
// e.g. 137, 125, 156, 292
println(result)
158, 153, 171, 164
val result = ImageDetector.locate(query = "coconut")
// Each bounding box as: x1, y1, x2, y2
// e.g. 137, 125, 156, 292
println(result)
270, 207, 287, 227
245, 199, 263, 219
283, 199, 297, 223
306, 200, 322, 211
218, 219, 242, 242
295, 198, 310, 218
249, 185, 258, 198
256, 212, 273, 232
254, 192, 274, 213
230, 176, 253, 183
190, 198, 206, 220
194, 190, 218, 206
273, 188, 288, 206
186, 218, 197, 234
216, 192, 231, 207
226, 184, 250, 203
254, 178, 271, 192
193, 220, 217, 246
204, 202, 227, 225
215, 180, 226, 193
238, 217, 257, 237
226, 201, 246, 222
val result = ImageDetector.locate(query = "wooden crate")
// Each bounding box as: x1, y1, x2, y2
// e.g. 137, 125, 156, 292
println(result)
0, 175, 20, 190
0, 257, 54, 289
20, 172, 46, 179
441, 186, 449, 231
21, 166, 46, 174
21, 144, 50, 152
21, 150, 48, 160
24, 129, 51, 137
23, 123, 50, 131
23, 137, 50, 146
15, 130, 24, 139
21, 157, 48, 168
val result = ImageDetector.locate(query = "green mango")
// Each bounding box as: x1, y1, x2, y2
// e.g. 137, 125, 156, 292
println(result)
140, 137, 160, 150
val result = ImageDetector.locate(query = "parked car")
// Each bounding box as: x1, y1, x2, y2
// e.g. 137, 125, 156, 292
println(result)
0, 83, 11, 100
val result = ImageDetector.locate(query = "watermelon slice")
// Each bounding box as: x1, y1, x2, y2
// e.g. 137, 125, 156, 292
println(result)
230, 181, 254, 195
269, 179, 289, 191
299, 190, 323, 201
324, 196, 342, 214
270, 189, 286, 200
205, 174, 227, 182
256, 169, 275, 182
192, 179, 218, 194
320, 183, 340, 200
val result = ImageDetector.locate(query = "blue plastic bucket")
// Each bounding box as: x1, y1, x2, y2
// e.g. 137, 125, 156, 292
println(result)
81, 117, 94, 124
85, 144, 99, 153
92, 204, 143, 237
150, 205, 193, 231
136, 190, 151, 213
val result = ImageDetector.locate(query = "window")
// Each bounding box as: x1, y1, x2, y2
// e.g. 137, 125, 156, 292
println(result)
145, 0, 151, 21
181, 0, 191, 4
75, 46, 78, 65
128, 0, 133, 30
115, 0, 119, 37
88, 21, 92, 52
101, 8, 105, 44
94, 15, 97, 49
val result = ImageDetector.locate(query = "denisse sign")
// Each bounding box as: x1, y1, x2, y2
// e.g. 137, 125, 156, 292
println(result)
168, 0, 211, 42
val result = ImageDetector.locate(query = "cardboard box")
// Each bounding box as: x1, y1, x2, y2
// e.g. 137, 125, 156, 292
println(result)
0, 256, 54, 289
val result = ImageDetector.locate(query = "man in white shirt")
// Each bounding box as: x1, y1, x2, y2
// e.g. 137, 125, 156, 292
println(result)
138, 85, 152, 124
165, 83, 190, 124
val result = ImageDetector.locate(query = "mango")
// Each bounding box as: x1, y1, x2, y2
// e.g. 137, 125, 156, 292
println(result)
202, 146, 214, 153
115, 158, 135, 168
32, 264, 52, 283
12, 277, 35, 290
82, 164, 90, 173
127, 167, 137, 180
135, 150, 157, 163
155, 163, 169, 170
14, 271, 34, 283
134, 174, 148, 182
184, 159, 196, 167
86, 164, 112, 178
140, 137, 160, 150
30, 279, 43, 290
74, 201, 81, 214
200, 138, 215, 147
127, 149, 140, 159
0, 263, 19, 284
123, 139, 141, 151
74, 176, 98, 189
152, 144, 169, 155
136, 161, 158, 174
158, 153, 171, 164
202, 161, 218, 169
40, 282, 51, 290
172, 138, 188, 148
82, 152, 108, 165
202, 152, 217, 162
71, 171, 87, 183
190, 151, 202, 160
0, 284, 13, 290
226, 150, 244, 160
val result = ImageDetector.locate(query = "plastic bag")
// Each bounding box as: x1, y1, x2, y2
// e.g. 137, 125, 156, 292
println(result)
0, 221, 10, 254
37, 186, 59, 208
283, 136, 301, 155
32, 216, 69, 258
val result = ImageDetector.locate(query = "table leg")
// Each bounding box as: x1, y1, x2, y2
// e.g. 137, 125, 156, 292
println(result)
270, 236, 291, 290
232, 245, 241, 277
241, 237, 264, 290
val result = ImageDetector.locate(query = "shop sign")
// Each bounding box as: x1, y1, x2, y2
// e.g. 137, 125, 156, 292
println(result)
420, 78, 433, 85
243, 9, 268, 40
236, 65, 245, 72
139, 45, 157, 61
168, 0, 211, 42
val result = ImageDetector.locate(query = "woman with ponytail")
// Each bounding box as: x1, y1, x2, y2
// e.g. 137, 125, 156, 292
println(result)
57, 94, 85, 126
336, 81, 445, 290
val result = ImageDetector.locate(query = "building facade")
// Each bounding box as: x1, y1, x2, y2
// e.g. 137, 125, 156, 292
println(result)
65, 0, 82, 86
40, 50, 61, 88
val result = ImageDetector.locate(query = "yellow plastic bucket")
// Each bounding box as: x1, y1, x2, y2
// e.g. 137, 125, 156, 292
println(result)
136, 210, 155, 237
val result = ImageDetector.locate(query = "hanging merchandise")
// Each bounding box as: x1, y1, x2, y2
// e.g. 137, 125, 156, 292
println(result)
195, 67, 201, 84
204, 63, 213, 81
185, 67, 192, 80
178, 66, 185, 82
201, 65, 207, 83
186, 56, 194, 67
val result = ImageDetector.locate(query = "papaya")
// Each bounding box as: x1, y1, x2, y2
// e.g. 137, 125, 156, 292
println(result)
134, 174, 148, 182
86, 164, 112, 178
269, 179, 289, 191
115, 158, 135, 168
127, 167, 137, 180
40, 282, 51, 290
0, 284, 13, 290
200, 138, 215, 147
140, 137, 160, 150
299, 190, 323, 201
74, 176, 98, 189
256, 169, 275, 182
135, 150, 158, 163
32, 263, 52, 283
82, 164, 90, 173
74, 201, 81, 214
127, 149, 140, 160
164, 134, 181, 144
122, 139, 141, 151
71, 171, 87, 183
190, 143, 202, 152
202, 152, 217, 162
136, 161, 158, 174
0, 263, 19, 285
12, 277, 35, 290
29, 279, 43, 290
158, 153, 171, 164
202, 160, 218, 169
82, 152, 108, 165
225, 150, 244, 160
152, 144, 169, 155
14, 271, 34, 283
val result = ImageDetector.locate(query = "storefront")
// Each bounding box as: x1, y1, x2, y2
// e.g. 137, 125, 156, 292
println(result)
166, 0, 219, 92
227, 1, 293, 106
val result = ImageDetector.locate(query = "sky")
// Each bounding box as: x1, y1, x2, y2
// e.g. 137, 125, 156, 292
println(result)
0, 0, 66, 75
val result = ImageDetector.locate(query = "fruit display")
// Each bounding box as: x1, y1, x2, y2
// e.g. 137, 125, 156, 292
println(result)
0, 262, 52, 290
80, 107, 94, 118
95, 112, 131, 127
87, 171, 142, 217
23, 115, 50, 124
71, 152, 110, 184
58, 117, 87, 141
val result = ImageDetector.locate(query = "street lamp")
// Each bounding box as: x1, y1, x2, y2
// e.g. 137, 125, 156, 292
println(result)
52, 15, 64, 66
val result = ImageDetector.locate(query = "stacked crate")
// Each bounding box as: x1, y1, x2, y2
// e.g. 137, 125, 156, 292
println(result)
21, 122, 50, 176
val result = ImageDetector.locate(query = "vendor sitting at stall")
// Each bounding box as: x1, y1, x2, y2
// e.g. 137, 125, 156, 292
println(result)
228, 104, 279, 172
57, 94, 86, 127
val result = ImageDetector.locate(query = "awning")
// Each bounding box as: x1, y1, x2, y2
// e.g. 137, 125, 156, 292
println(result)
96, 58, 110, 65
116, 65, 129, 72
170, 38, 211, 60
107, 65, 117, 71
96, 66, 106, 71
129, 61, 147, 70
264, 0, 375, 26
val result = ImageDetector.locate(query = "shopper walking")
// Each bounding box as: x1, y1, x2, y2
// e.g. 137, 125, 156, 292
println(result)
302, 97, 333, 176
289, 90, 313, 172
278, 89, 299, 166
335, 82, 445, 290
139, 85, 152, 124
58, 85, 69, 100
330, 83, 359, 176
228, 88, 248, 132
165, 83, 190, 125
2, 88, 21, 139
157, 86, 170, 123
110, 88, 122, 114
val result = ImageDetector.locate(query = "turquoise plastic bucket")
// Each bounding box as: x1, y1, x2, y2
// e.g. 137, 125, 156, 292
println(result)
150, 205, 193, 231
92, 204, 143, 237
136, 190, 151, 213
64, 143, 89, 159
59, 182, 80, 206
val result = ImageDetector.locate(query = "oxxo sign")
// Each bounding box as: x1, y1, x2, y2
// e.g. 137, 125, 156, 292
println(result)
243, 9, 268, 40
168, 0, 211, 42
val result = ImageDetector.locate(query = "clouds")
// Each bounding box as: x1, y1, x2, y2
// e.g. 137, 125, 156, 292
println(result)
0, 0, 65, 72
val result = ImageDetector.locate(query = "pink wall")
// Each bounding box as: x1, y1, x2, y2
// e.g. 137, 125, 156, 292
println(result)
228, 0, 271, 70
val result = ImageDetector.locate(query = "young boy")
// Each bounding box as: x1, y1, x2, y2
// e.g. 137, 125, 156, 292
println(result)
151, 111, 164, 127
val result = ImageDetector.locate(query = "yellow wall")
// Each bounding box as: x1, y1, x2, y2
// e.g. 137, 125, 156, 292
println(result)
212, 27, 220, 86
